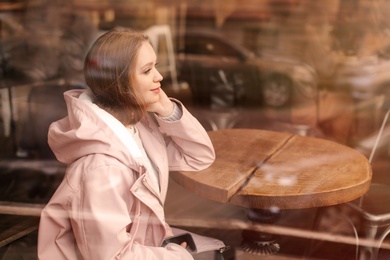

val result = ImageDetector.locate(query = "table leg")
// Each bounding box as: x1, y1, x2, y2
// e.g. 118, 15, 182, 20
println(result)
241, 208, 281, 255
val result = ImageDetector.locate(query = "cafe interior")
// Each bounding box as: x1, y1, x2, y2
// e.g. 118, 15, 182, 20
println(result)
1, 0, 390, 259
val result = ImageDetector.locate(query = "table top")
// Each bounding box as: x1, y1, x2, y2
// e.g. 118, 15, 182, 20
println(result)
171, 129, 372, 210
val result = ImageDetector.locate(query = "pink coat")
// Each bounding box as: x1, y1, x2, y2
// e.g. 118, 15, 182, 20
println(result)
38, 89, 215, 259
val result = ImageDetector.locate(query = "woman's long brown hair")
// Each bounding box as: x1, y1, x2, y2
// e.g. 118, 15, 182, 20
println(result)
84, 28, 150, 125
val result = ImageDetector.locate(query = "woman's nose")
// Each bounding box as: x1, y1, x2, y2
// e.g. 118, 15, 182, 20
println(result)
154, 69, 163, 82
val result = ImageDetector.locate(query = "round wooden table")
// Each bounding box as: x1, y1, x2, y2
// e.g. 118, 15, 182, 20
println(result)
171, 129, 372, 255
171, 128, 372, 210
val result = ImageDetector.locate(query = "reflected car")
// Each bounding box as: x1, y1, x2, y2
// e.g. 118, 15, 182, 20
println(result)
174, 29, 317, 108
334, 48, 390, 155
334, 48, 390, 101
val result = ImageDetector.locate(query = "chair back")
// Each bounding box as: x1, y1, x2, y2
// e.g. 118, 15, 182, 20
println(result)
19, 81, 84, 159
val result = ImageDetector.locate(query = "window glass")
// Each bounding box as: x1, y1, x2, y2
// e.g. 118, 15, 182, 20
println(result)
184, 36, 241, 58
0, 2, 389, 260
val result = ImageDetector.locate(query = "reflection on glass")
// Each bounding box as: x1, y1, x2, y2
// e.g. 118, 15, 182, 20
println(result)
1, 1, 390, 259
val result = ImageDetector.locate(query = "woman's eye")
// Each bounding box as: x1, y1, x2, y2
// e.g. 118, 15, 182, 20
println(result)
143, 63, 158, 74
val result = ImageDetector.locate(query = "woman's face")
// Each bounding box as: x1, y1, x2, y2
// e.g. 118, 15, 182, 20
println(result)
133, 42, 163, 106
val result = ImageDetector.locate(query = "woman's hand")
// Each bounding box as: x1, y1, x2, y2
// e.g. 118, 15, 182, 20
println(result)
146, 88, 174, 117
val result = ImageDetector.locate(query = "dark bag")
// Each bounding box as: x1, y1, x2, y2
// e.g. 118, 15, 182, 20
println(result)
169, 227, 231, 260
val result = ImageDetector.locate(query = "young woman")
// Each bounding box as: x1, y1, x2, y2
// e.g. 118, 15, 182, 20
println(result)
38, 28, 216, 259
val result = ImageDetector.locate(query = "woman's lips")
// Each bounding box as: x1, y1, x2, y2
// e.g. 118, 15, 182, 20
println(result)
151, 87, 160, 93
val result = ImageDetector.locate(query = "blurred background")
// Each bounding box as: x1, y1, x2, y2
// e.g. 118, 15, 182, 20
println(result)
1, 0, 390, 259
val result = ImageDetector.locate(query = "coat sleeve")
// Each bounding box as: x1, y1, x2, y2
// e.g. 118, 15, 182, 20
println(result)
155, 100, 216, 172
70, 164, 193, 260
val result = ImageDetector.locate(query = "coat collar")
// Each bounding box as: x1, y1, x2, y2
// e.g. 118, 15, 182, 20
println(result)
79, 90, 144, 159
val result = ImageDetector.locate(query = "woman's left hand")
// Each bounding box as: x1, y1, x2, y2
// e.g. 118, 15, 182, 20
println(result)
146, 88, 174, 117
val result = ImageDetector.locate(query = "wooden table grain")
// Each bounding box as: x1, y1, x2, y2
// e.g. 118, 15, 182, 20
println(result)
171, 129, 372, 210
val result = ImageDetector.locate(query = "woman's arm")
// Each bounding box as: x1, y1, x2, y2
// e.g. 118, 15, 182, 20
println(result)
155, 100, 216, 172
144, 88, 215, 171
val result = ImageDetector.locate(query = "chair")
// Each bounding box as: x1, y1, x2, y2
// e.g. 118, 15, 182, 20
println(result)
18, 80, 84, 159
308, 96, 390, 260
1, 79, 85, 202
348, 100, 390, 260
0, 80, 82, 251
348, 183, 390, 260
